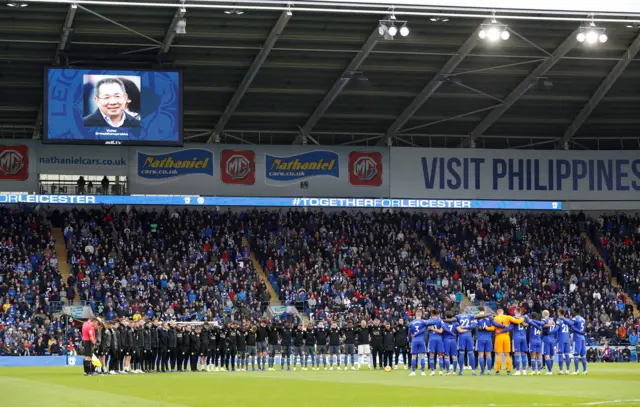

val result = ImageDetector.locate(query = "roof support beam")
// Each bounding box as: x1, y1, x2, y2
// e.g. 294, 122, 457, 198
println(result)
208, 10, 291, 143
159, 8, 186, 55
377, 21, 487, 146
562, 31, 640, 144
464, 27, 581, 147
54, 4, 77, 64
293, 27, 380, 144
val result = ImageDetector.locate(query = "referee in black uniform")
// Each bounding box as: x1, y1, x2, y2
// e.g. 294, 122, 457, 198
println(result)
383, 322, 395, 369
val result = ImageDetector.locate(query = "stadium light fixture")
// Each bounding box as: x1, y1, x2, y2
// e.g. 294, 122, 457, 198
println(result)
378, 15, 409, 38
577, 22, 607, 45
7, 1, 28, 6
478, 23, 509, 42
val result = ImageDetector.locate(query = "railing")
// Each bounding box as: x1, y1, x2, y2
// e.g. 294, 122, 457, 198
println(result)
39, 182, 127, 195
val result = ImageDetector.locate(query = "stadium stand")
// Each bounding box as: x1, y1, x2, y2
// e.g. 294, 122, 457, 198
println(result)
2, 207, 639, 355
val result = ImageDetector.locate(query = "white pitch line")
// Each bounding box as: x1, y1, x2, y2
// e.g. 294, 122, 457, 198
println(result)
388, 399, 640, 407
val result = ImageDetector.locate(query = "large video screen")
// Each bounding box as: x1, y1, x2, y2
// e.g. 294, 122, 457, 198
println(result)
44, 68, 183, 146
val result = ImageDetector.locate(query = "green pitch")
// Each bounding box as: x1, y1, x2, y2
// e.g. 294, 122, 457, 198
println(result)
1, 364, 639, 407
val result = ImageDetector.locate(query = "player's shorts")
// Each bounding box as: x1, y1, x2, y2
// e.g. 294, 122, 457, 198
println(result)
329, 345, 340, 355
345, 344, 355, 355
83, 340, 94, 357
557, 342, 571, 355
306, 345, 316, 356
476, 338, 492, 353
457, 336, 474, 351
542, 340, 555, 356
246, 346, 256, 356
513, 337, 528, 353
268, 344, 280, 354
494, 335, 511, 353
443, 339, 457, 356
529, 342, 542, 354
257, 342, 267, 353
411, 340, 426, 354
317, 345, 327, 354
358, 344, 370, 354
294, 345, 305, 356
281, 345, 292, 355
428, 340, 444, 354
573, 340, 586, 356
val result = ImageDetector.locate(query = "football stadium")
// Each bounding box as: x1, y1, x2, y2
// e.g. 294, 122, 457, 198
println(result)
1, 0, 639, 406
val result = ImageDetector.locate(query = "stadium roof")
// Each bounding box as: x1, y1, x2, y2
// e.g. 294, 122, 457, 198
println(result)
1, 0, 640, 150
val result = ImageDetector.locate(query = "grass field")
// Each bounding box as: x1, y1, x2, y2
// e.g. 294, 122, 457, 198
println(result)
1, 364, 640, 407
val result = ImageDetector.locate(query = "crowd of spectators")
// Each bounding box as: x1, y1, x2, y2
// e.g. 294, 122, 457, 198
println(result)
1, 207, 639, 356
0, 207, 69, 356
250, 210, 464, 323
61, 208, 270, 324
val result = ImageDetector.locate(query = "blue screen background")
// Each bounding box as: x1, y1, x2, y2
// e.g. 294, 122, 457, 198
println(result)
45, 68, 182, 145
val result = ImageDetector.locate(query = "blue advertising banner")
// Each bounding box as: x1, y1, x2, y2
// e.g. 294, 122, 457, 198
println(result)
0, 356, 71, 367
0, 194, 563, 210
265, 150, 339, 182
137, 149, 213, 179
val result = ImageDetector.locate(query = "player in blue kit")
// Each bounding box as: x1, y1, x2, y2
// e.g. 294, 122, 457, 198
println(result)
408, 309, 428, 377
526, 312, 544, 375
454, 314, 477, 375
442, 313, 459, 376
474, 309, 505, 376
560, 309, 588, 375
541, 310, 557, 375
512, 310, 529, 376
555, 308, 572, 375
426, 309, 444, 376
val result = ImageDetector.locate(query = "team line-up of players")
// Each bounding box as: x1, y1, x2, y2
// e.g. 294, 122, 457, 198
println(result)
407, 306, 588, 377
81, 305, 586, 377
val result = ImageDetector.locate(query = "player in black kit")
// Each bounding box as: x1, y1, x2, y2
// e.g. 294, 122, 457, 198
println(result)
383, 322, 395, 369
226, 322, 239, 371
217, 324, 227, 371
246, 325, 258, 371
343, 321, 357, 370
237, 324, 247, 371
256, 320, 268, 371
315, 321, 329, 370
328, 322, 342, 370
394, 318, 409, 370
267, 322, 279, 371
278, 322, 293, 371
304, 323, 317, 370
206, 323, 217, 372
370, 319, 384, 370
199, 323, 209, 372
292, 323, 305, 371
190, 326, 201, 372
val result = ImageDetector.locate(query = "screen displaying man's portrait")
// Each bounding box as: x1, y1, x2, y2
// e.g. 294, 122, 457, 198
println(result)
83, 75, 142, 128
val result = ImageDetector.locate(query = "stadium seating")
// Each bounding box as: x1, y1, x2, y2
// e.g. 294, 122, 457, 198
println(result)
60, 208, 270, 323
0, 207, 64, 355
2, 207, 639, 355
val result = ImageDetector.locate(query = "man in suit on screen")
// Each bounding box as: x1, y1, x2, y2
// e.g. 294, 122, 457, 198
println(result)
83, 77, 141, 128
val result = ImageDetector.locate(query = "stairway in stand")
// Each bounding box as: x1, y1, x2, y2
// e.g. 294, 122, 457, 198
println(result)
242, 237, 281, 307
583, 233, 639, 318
53, 228, 70, 282
427, 244, 472, 311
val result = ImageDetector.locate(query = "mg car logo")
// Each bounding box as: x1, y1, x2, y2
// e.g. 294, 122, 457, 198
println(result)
225, 154, 251, 180
0, 149, 25, 176
353, 156, 379, 182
